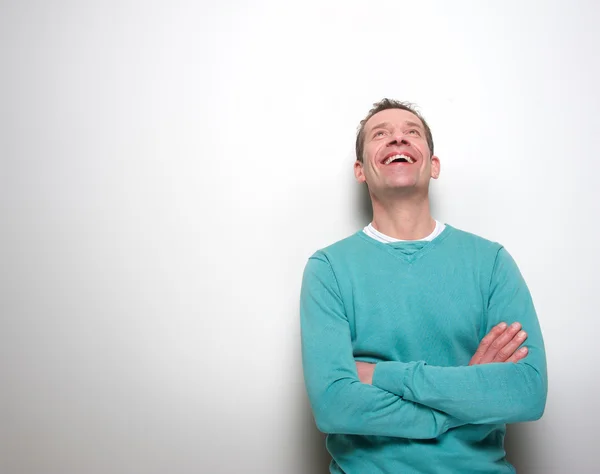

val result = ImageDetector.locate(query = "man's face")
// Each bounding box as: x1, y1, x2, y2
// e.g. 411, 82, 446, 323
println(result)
354, 108, 440, 196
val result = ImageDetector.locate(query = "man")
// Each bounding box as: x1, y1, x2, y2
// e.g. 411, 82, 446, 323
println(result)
300, 99, 547, 473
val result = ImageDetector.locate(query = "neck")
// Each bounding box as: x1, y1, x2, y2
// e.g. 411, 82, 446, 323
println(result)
370, 192, 435, 240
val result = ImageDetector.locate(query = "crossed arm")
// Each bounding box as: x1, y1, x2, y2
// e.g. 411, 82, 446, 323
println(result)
301, 256, 464, 439
301, 249, 547, 438
356, 320, 529, 385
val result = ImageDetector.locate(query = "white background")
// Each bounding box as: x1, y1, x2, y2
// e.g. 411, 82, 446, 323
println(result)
1, 1, 599, 473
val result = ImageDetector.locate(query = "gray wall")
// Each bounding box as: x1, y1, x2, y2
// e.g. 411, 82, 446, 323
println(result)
1, 1, 599, 473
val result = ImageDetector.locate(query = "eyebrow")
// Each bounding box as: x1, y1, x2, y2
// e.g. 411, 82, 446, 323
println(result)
404, 121, 424, 130
368, 120, 424, 134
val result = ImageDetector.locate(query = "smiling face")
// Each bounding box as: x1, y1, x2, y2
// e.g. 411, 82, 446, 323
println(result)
354, 108, 440, 198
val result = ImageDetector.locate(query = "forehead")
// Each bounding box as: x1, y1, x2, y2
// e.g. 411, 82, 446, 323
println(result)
364, 108, 425, 133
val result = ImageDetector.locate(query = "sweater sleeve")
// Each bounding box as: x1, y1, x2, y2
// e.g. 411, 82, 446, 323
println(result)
301, 254, 466, 439
372, 247, 548, 425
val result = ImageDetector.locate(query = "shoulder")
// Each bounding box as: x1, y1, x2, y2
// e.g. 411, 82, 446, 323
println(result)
444, 224, 504, 256
308, 231, 369, 263
302, 232, 369, 288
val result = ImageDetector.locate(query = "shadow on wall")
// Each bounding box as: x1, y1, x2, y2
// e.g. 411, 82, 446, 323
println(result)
299, 408, 330, 474
354, 181, 372, 224
297, 181, 363, 474
505, 423, 543, 474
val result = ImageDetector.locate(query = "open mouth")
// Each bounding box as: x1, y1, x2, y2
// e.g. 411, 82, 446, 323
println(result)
383, 153, 415, 165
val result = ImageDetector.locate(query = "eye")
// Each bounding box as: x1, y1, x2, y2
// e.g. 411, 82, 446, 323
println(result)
407, 129, 421, 136
373, 130, 386, 138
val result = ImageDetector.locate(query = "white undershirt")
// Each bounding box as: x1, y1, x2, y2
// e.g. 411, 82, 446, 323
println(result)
363, 220, 446, 243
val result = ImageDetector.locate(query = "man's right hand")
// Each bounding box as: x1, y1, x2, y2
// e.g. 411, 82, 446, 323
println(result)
469, 322, 528, 366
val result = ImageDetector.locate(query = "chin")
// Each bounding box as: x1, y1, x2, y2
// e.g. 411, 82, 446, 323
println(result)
387, 179, 419, 189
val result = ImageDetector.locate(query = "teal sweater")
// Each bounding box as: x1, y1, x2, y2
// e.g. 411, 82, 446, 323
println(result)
300, 225, 547, 474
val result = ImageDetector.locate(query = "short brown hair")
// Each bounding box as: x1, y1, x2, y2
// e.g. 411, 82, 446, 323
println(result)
355, 99, 434, 163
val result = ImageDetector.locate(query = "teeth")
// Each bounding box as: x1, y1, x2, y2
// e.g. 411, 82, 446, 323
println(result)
384, 154, 415, 165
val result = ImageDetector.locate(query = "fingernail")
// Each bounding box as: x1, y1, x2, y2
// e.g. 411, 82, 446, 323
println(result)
511, 322, 521, 329
519, 347, 528, 353
517, 331, 526, 339
498, 322, 507, 330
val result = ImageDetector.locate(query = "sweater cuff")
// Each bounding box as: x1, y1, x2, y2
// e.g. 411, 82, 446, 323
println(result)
372, 361, 416, 397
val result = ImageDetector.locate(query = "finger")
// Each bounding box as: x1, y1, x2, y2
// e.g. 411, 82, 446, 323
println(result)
507, 346, 528, 363
492, 330, 528, 362
480, 322, 522, 364
469, 322, 507, 365
480, 322, 522, 363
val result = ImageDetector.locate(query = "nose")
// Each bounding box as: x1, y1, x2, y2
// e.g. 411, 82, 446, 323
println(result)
388, 133, 410, 147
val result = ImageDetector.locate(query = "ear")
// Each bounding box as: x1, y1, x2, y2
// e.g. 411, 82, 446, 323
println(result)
430, 155, 440, 179
354, 160, 367, 183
